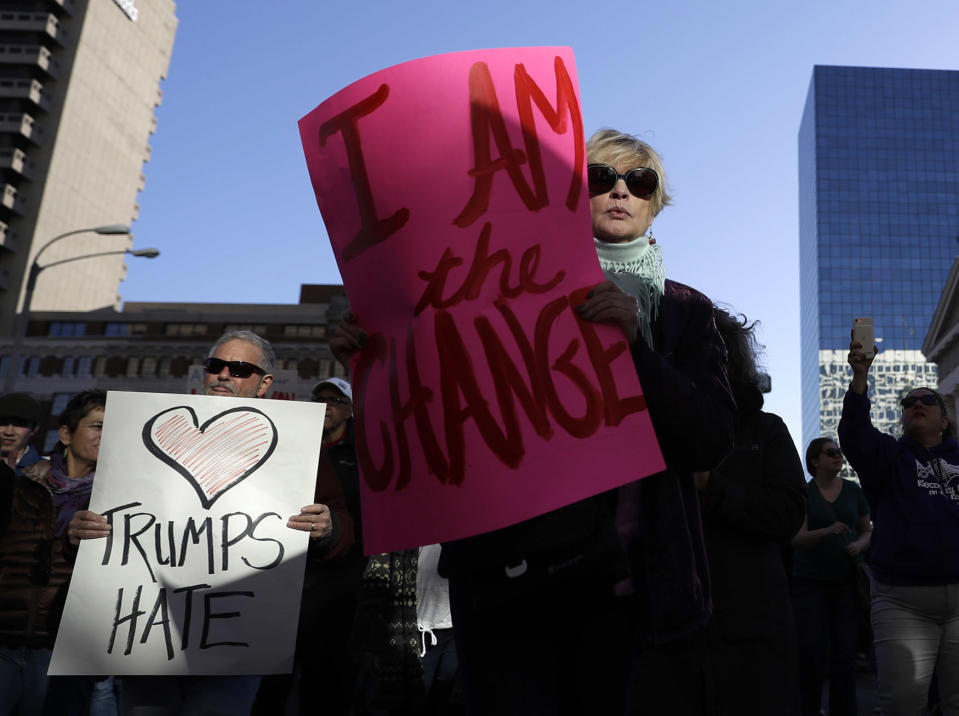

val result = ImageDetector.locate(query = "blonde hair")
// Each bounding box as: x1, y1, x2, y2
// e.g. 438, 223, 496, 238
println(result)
586, 129, 672, 218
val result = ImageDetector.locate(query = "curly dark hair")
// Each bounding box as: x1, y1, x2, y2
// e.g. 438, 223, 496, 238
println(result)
712, 307, 764, 390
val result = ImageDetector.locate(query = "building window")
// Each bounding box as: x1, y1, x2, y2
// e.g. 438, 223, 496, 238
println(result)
283, 324, 326, 338
170, 357, 190, 377
105, 356, 125, 378
43, 429, 59, 454
126, 357, 140, 377
38, 356, 59, 377
62, 356, 75, 377
105, 323, 130, 337
298, 358, 318, 379
158, 358, 171, 378
25, 356, 40, 377
0, 356, 8, 378
224, 324, 268, 335
141, 356, 157, 377
94, 357, 106, 377
317, 359, 332, 379
49, 322, 86, 337
76, 356, 92, 378
51, 392, 75, 416
165, 323, 208, 337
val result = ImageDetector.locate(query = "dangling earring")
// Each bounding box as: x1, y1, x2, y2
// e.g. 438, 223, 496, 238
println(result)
647, 227, 656, 245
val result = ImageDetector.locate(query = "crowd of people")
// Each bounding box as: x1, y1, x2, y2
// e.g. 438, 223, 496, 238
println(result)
1, 128, 957, 715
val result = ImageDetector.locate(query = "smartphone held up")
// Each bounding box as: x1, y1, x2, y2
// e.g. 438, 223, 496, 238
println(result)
852, 317, 875, 359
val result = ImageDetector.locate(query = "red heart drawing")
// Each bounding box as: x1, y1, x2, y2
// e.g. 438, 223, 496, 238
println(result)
142, 406, 278, 509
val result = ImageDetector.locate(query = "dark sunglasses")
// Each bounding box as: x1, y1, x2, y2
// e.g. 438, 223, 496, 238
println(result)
587, 163, 659, 199
822, 448, 843, 458
202, 357, 266, 379
313, 395, 351, 406
0, 416, 34, 428
901, 394, 939, 409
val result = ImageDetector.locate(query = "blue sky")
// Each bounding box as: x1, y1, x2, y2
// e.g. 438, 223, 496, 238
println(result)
121, 0, 959, 449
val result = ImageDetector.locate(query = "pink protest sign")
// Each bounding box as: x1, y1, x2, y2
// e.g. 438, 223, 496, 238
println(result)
299, 47, 665, 553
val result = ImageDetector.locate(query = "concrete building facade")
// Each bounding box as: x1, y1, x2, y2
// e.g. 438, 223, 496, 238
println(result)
0, 0, 176, 332
0, 284, 349, 453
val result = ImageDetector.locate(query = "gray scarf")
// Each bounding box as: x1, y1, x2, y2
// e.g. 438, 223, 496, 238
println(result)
593, 235, 665, 347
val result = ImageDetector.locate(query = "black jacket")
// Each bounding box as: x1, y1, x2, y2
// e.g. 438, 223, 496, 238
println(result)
441, 280, 736, 644
620, 279, 737, 644
700, 381, 806, 640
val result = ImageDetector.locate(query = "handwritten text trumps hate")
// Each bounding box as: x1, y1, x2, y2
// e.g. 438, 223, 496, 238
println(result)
95, 502, 284, 660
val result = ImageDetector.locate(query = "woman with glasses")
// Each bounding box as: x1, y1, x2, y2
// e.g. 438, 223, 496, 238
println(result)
335, 128, 736, 714
790, 436, 871, 716
839, 338, 959, 714
0, 390, 106, 715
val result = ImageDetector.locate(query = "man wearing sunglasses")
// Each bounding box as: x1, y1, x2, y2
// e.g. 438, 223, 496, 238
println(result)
0, 393, 42, 474
71, 331, 354, 716
202, 330, 275, 398
74, 329, 352, 548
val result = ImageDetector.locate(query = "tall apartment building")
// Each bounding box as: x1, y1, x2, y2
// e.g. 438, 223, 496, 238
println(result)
799, 65, 959, 454
0, 0, 176, 333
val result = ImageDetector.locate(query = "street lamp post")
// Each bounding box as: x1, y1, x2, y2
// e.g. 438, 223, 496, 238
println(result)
3, 225, 160, 393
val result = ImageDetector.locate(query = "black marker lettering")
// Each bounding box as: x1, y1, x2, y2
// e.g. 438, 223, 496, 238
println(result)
200, 591, 254, 649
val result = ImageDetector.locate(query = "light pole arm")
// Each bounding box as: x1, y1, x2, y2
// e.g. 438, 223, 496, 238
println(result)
33, 227, 122, 268
4, 235, 155, 394
22, 249, 144, 318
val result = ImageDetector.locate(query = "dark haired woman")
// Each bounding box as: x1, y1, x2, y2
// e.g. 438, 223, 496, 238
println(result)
839, 338, 959, 714
0, 390, 106, 716
790, 436, 871, 716
696, 308, 806, 716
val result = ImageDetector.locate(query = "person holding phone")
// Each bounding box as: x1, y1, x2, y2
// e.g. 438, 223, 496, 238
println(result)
838, 334, 959, 714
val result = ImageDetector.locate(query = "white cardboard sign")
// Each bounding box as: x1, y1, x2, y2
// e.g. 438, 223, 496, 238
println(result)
49, 391, 326, 675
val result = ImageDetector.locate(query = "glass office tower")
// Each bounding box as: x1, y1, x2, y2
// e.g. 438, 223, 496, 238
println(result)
799, 65, 959, 457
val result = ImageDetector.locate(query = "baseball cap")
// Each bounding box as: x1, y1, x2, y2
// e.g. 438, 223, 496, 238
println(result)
0, 393, 41, 425
312, 377, 352, 403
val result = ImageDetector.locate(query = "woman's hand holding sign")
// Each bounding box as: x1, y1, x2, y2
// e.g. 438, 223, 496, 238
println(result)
287, 503, 333, 539
576, 281, 641, 344
68, 509, 110, 545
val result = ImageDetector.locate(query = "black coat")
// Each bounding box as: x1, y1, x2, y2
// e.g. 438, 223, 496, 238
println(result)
620, 279, 737, 644
441, 279, 736, 644
698, 381, 806, 715
700, 382, 806, 638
